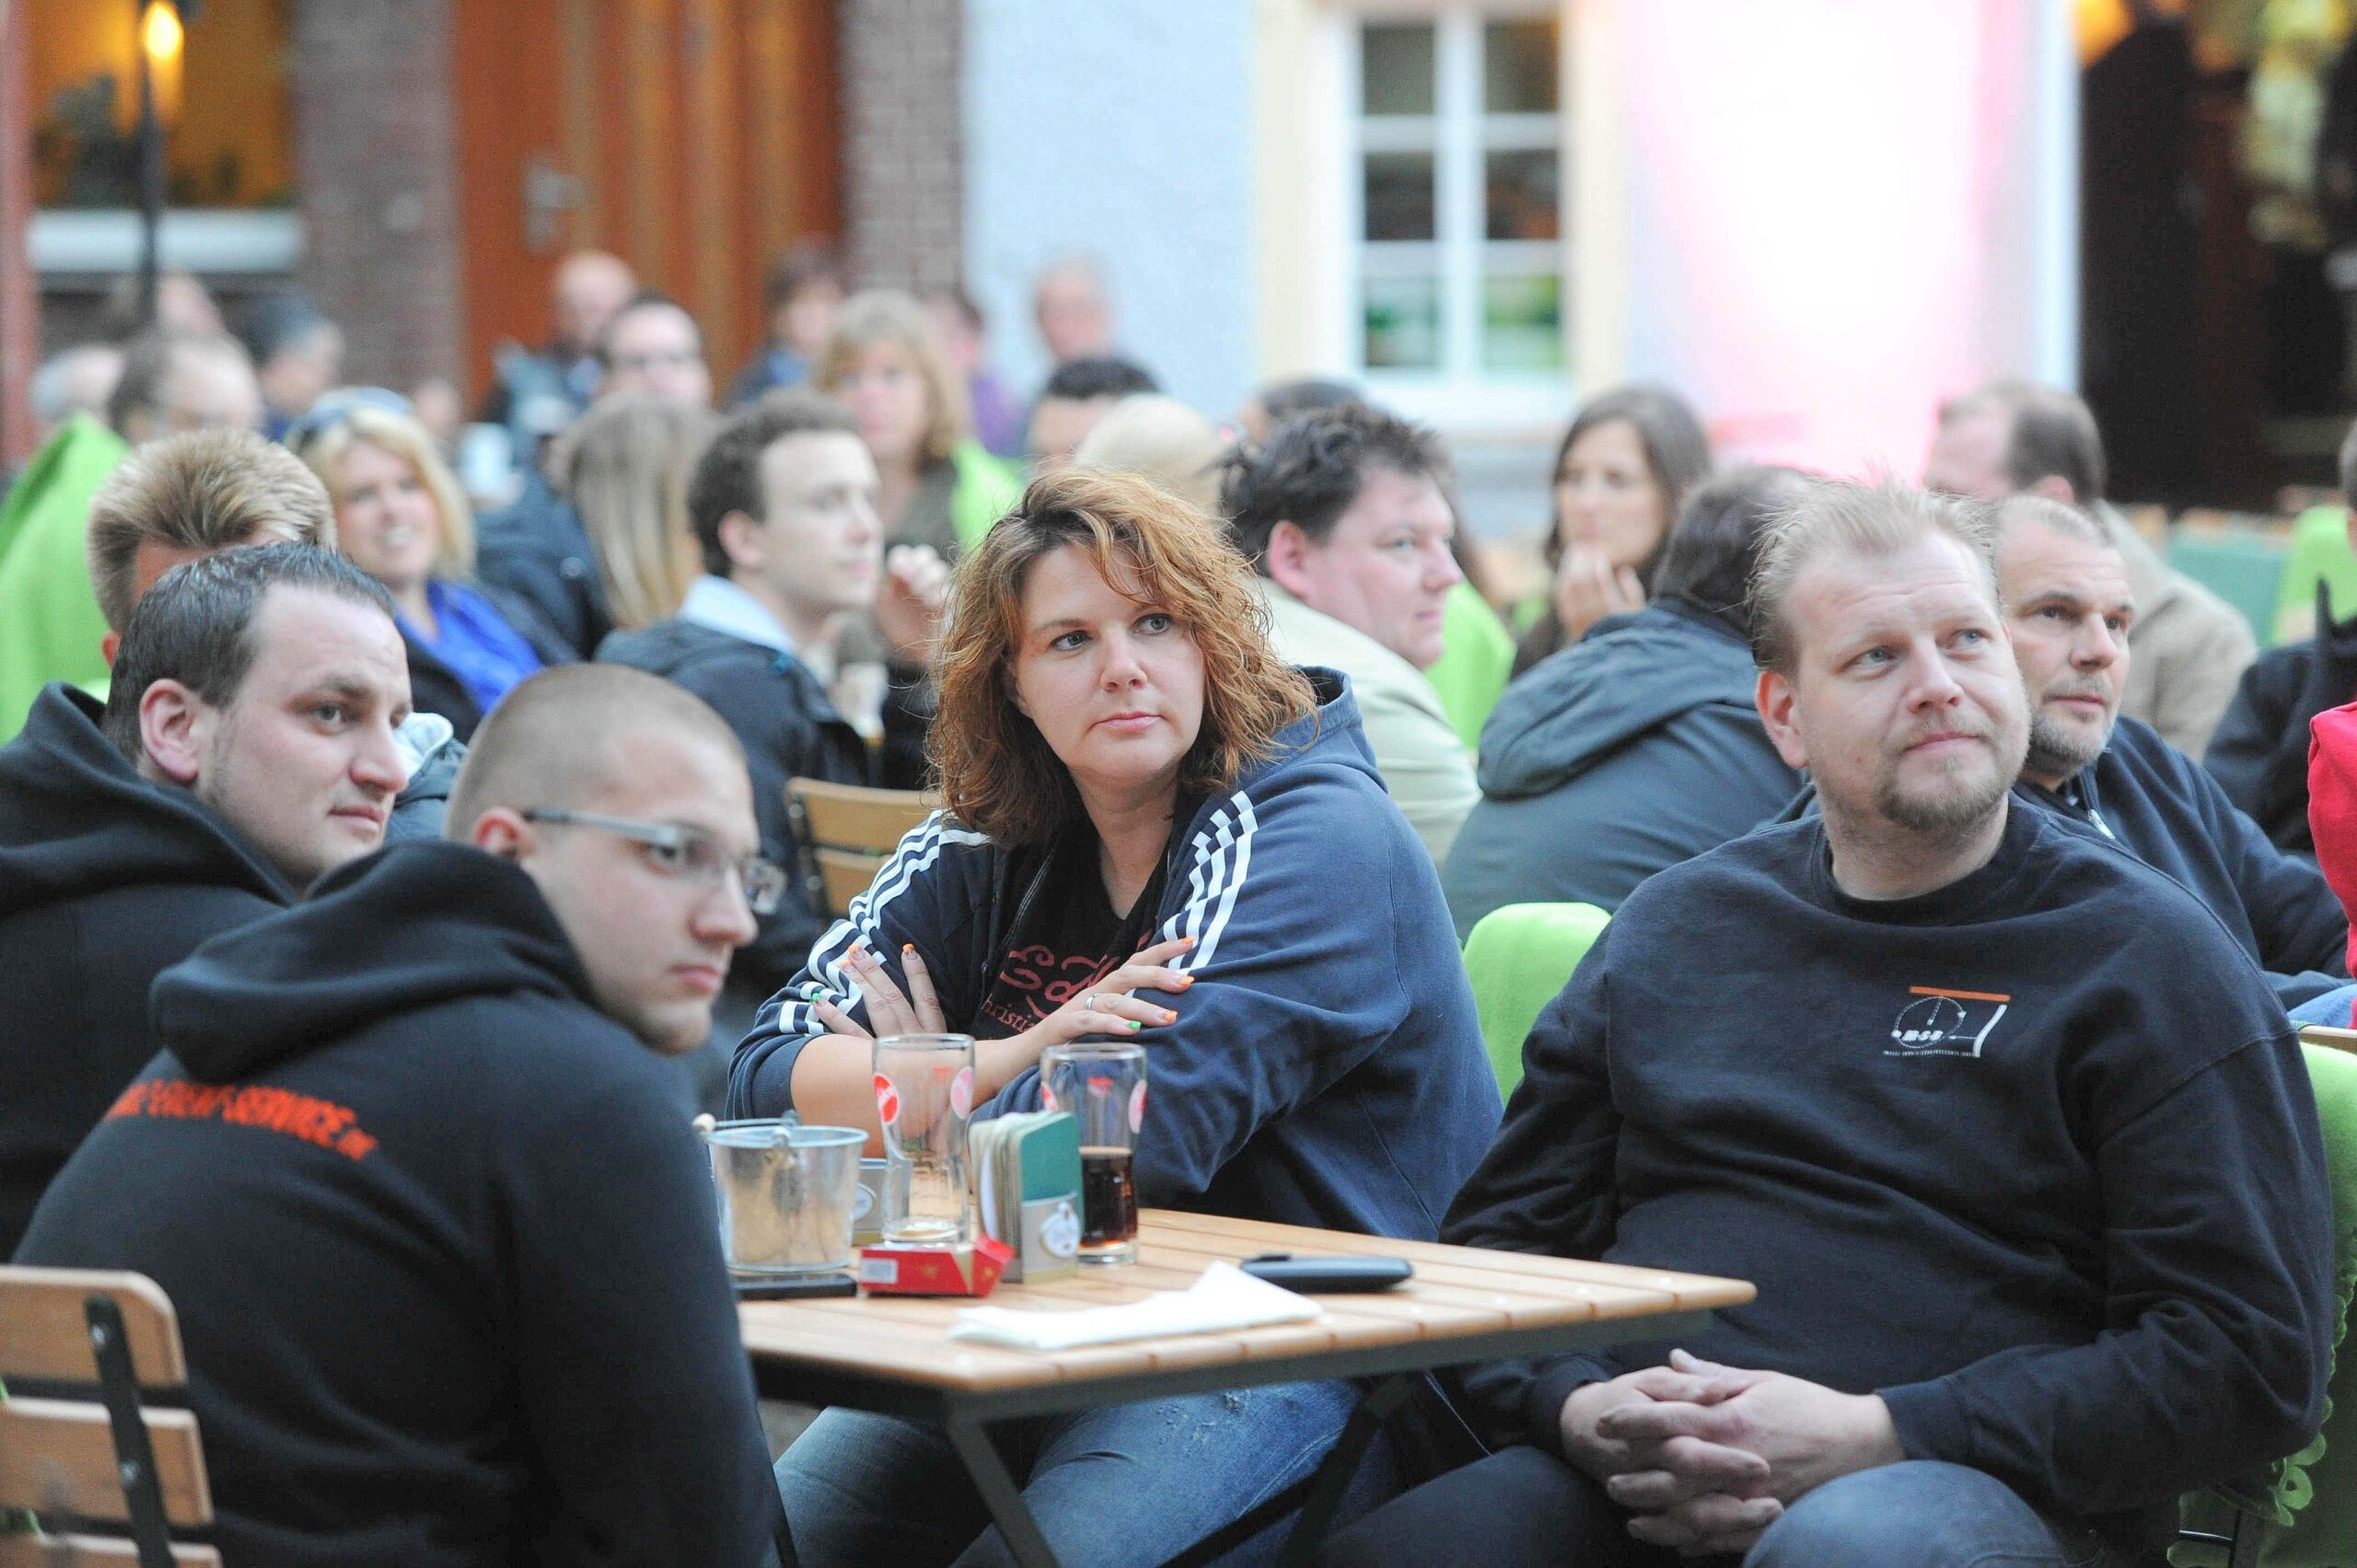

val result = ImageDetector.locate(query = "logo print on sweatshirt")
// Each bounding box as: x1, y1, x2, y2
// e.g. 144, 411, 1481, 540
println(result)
103, 1079, 379, 1161
1885, 985, 2012, 1059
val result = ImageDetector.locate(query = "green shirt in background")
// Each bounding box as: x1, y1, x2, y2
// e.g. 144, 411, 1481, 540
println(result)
1426, 582, 1515, 751
0, 415, 130, 743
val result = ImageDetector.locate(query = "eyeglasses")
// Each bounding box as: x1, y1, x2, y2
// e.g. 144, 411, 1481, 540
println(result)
520, 809, 785, 915
282, 386, 415, 451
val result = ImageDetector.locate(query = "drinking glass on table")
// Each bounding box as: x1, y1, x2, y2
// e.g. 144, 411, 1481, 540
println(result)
874, 1033, 976, 1246
1040, 1040, 1145, 1265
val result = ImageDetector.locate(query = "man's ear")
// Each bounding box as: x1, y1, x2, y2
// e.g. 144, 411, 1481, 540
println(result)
100, 629, 121, 668
470, 807, 533, 863
1756, 668, 1809, 772
1263, 520, 1317, 601
715, 509, 765, 577
2025, 475, 2077, 506
137, 679, 208, 784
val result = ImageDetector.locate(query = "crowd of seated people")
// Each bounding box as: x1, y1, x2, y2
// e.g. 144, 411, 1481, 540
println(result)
6, 253, 2357, 1568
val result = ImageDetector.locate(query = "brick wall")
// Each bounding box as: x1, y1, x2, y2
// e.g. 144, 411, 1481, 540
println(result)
287, 0, 465, 394
838, 0, 964, 291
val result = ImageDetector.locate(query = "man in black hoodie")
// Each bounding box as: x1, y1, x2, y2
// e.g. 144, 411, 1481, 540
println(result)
601, 390, 937, 1032
0, 541, 410, 1253
17, 664, 782, 1566
1322, 480, 2329, 1568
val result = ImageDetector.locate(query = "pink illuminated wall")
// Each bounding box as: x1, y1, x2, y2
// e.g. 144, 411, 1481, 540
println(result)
1605, 0, 2074, 477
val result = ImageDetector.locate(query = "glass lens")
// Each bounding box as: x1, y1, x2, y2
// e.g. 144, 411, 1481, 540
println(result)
1364, 274, 1440, 370
1362, 23, 1435, 115
1364, 151, 1436, 242
1482, 273, 1564, 371
1483, 19, 1560, 113
1486, 147, 1560, 241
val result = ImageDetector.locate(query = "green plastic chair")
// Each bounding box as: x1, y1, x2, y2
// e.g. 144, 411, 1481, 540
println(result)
2272, 507, 2357, 647
2167, 529, 2291, 646
1460, 901, 1610, 1098
1426, 583, 1516, 751
2177, 1036, 2357, 1564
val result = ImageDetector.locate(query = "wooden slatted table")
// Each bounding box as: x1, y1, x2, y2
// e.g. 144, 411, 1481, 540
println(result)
741, 1210, 1754, 1568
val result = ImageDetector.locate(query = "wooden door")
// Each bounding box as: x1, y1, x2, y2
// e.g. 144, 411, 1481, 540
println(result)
449, 0, 841, 404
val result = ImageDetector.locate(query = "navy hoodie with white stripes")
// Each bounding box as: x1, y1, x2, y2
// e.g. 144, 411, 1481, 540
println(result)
728, 669, 1504, 1240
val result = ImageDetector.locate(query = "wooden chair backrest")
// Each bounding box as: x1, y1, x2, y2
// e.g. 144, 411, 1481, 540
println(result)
0, 1535, 219, 1566
0, 1271, 184, 1388
0, 1267, 216, 1561
786, 779, 937, 919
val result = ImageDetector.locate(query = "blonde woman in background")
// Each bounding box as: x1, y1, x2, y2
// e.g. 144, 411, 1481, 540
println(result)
814, 289, 1019, 558
294, 390, 574, 738
552, 393, 713, 635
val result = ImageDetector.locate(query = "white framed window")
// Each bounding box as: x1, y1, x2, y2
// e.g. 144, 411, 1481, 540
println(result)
1345, 3, 1565, 425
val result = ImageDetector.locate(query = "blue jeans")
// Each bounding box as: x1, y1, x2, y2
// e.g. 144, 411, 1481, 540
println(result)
2290, 982, 2357, 1027
776, 1379, 1396, 1567
1321, 1451, 2115, 1568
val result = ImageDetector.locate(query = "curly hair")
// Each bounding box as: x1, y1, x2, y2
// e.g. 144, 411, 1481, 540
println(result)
1221, 401, 1453, 572
932, 468, 1317, 847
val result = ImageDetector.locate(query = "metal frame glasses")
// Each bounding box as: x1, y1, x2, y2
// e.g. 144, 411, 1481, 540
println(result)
519, 808, 785, 915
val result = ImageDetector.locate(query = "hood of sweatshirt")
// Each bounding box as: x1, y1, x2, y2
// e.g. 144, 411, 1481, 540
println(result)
1224, 666, 1382, 798
0, 683, 295, 920
151, 840, 597, 1083
1476, 598, 1761, 799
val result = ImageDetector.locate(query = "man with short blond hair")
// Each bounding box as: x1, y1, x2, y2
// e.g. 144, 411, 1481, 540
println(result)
1328, 478, 2330, 1568
86, 427, 335, 661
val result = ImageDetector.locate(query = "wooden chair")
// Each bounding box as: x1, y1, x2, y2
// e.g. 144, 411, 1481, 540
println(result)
785, 778, 938, 920
0, 1267, 216, 1566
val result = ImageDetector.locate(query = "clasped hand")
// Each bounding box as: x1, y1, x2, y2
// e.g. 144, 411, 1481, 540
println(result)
1561, 1349, 1903, 1558
814, 935, 1195, 1059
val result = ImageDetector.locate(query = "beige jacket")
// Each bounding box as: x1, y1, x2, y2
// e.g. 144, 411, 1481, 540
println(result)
1257, 581, 1478, 866
2108, 518, 2258, 758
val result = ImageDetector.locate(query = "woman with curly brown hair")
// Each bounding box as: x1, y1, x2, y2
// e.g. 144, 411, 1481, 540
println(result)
737, 468, 1498, 1568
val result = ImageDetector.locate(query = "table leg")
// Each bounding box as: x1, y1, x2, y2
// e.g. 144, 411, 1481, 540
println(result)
1272, 1373, 1418, 1568
944, 1410, 1061, 1568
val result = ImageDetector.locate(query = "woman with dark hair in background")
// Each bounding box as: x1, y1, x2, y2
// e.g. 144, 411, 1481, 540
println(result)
1446, 466, 1812, 935
1512, 384, 1713, 676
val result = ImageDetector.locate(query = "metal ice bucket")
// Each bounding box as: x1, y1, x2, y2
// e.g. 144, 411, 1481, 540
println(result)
699, 1119, 866, 1275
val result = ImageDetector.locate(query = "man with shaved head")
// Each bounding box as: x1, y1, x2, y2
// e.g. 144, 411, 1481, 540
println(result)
18, 664, 784, 1565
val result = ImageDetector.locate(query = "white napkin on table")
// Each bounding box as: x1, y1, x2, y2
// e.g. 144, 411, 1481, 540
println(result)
947, 1261, 1321, 1351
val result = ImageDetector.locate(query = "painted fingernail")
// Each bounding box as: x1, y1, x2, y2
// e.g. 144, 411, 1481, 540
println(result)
1128, 1020, 1144, 1031
1161, 1010, 1178, 1023
1177, 976, 1194, 989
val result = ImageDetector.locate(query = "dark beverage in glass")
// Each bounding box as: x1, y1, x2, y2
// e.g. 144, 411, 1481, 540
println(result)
1043, 1040, 1146, 1265
1080, 1145, 1137, 1258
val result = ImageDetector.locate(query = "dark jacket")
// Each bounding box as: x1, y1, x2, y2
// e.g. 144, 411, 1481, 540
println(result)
1443, 598, 1801, 937
598, 617, 927, 1005
2206, 578, 2357, 855
401, 578, 579, 741
474, 470, 612, 660
2026, 714, 2346, 1005
15, 842, 780, 1566
734, 670, 1504, 1240
0, 684, 295, 1255
1447, 803, 2330, 1557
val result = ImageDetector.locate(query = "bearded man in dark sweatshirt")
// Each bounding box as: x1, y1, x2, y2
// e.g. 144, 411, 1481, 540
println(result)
1321, 480, 2331, 1568
17, 664, 780, 1565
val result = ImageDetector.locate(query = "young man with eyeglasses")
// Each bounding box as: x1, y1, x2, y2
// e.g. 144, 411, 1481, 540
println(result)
17, 664, 784, 1566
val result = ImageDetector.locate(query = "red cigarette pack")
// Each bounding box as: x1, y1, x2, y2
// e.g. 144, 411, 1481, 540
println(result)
857, 1236, 1013, 1297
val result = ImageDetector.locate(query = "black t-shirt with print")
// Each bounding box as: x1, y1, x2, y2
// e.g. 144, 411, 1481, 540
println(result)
975, 825, 1169, 1040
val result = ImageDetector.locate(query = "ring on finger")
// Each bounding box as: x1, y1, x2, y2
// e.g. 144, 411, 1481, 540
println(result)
1083, 993, 1099, 1011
